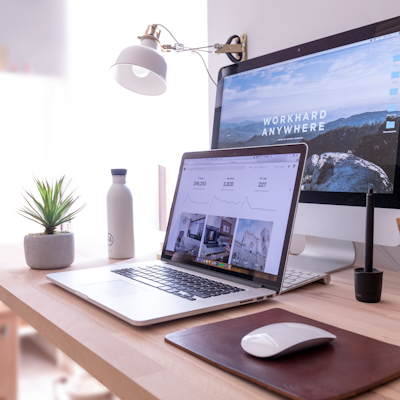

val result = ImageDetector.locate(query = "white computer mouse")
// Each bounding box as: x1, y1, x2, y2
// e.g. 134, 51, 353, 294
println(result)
241, 322, 336, 358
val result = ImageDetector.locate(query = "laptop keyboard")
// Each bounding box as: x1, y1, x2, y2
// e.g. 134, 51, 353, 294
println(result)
112, 265, 246, 301
282, 267, 325, 292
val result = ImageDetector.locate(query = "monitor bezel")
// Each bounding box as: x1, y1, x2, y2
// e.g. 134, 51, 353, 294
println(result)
161, 143, 308, 293
211, 15, 400, 209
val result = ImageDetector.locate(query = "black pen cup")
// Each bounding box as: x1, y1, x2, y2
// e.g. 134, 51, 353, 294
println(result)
354, 268, 383, 303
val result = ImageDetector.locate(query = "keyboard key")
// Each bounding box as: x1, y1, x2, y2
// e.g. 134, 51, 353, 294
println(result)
192, 291, 212, 298
131, 276, 163, 287
196, 294, 212, 298
166, 289, 179, 293
291, 278, 308, 284
157, 285, 171, 291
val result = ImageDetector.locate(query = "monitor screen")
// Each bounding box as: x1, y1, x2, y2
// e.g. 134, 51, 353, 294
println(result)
211, 16, 400, 208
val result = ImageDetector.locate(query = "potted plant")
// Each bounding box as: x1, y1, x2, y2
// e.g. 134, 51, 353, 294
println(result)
18, 176, 85, 270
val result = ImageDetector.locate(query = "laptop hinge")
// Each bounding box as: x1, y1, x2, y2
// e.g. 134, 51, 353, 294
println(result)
165, 260, 263, 288
262, 284, 281, 294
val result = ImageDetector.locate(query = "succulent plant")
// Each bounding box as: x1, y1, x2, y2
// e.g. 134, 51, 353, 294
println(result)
18, 176, 85, 235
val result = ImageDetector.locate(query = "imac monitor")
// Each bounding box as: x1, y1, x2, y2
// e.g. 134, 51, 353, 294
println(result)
188, 218, 205, 240
204, 226, 220, 244
211, 16, 400, 273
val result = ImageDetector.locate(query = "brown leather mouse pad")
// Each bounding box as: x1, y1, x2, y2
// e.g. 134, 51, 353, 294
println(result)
165, 308, 400, 400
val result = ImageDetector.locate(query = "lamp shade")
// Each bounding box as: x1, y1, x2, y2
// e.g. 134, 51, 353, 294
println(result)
110, 38, 167, 96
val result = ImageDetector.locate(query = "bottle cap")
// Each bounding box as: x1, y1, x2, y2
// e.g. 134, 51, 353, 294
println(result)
111, 169, 127, 176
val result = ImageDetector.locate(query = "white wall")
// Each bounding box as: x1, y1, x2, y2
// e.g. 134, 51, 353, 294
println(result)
0, 0, 66, 76
207, 0, 400, 271
66, 0, 209, 248
0, 73, 70, 242
0, 0, 69, 242
0, 0, 209, 249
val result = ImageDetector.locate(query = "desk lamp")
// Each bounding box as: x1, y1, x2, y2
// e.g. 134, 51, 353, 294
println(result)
110, 24, 247, 95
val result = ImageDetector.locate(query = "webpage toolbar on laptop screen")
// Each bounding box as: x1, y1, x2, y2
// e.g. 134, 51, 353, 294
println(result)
164, 153, 301, 281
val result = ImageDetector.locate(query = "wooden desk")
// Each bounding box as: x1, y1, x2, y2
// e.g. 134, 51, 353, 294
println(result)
1, 241, 400, 400
0, 302, 18, 400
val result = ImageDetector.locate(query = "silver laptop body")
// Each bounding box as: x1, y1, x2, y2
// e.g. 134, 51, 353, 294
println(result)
47, 144, 308, 326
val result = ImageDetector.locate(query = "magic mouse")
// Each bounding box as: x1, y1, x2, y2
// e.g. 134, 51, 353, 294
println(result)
241, 322, 336, 358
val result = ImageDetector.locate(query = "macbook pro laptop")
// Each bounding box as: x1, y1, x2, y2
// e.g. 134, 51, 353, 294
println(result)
47, 143, 320, 326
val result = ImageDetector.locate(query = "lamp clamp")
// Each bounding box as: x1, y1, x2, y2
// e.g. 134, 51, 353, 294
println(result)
215, 34, 247, 61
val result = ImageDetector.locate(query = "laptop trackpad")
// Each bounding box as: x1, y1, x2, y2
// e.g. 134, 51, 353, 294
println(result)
79, 280, 150, 299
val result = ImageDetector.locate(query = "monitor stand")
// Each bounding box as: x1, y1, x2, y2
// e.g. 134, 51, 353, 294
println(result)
287, 236, 355, 274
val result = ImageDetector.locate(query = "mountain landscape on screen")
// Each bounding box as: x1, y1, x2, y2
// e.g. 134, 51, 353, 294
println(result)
218, 111, 399, 193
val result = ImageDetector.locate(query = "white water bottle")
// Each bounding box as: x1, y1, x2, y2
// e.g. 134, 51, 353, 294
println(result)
107, 169, 135, 259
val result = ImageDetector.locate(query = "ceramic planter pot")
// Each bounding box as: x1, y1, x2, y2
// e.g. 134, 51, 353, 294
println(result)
24, 232, 75, 270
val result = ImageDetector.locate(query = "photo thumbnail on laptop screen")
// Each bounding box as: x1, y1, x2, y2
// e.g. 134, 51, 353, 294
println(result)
218, 32, 400, 194
164, 153, 301, 281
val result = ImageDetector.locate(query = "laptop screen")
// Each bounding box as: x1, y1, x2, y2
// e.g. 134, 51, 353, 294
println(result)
162, 144, 307, 291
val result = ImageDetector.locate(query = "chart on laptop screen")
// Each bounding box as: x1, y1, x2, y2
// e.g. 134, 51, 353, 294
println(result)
165, 154, 300, 279
218, 32, 400, 194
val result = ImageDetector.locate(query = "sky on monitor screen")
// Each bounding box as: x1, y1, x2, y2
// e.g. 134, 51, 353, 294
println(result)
221, 34, 400, 123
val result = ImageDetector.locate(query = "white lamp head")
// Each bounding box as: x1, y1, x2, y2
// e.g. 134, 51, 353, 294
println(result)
110, 25, 167, 96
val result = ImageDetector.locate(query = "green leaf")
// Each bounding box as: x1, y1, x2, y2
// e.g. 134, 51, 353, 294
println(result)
17, 176, 86, 232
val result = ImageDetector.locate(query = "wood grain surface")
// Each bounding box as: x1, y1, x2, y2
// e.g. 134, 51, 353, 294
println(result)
0, 303, 18, 400
1, 239, 400, 400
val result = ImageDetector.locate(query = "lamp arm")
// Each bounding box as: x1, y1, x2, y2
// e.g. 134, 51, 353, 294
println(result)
149, 24, 247, 61
137, 24, 247, 86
